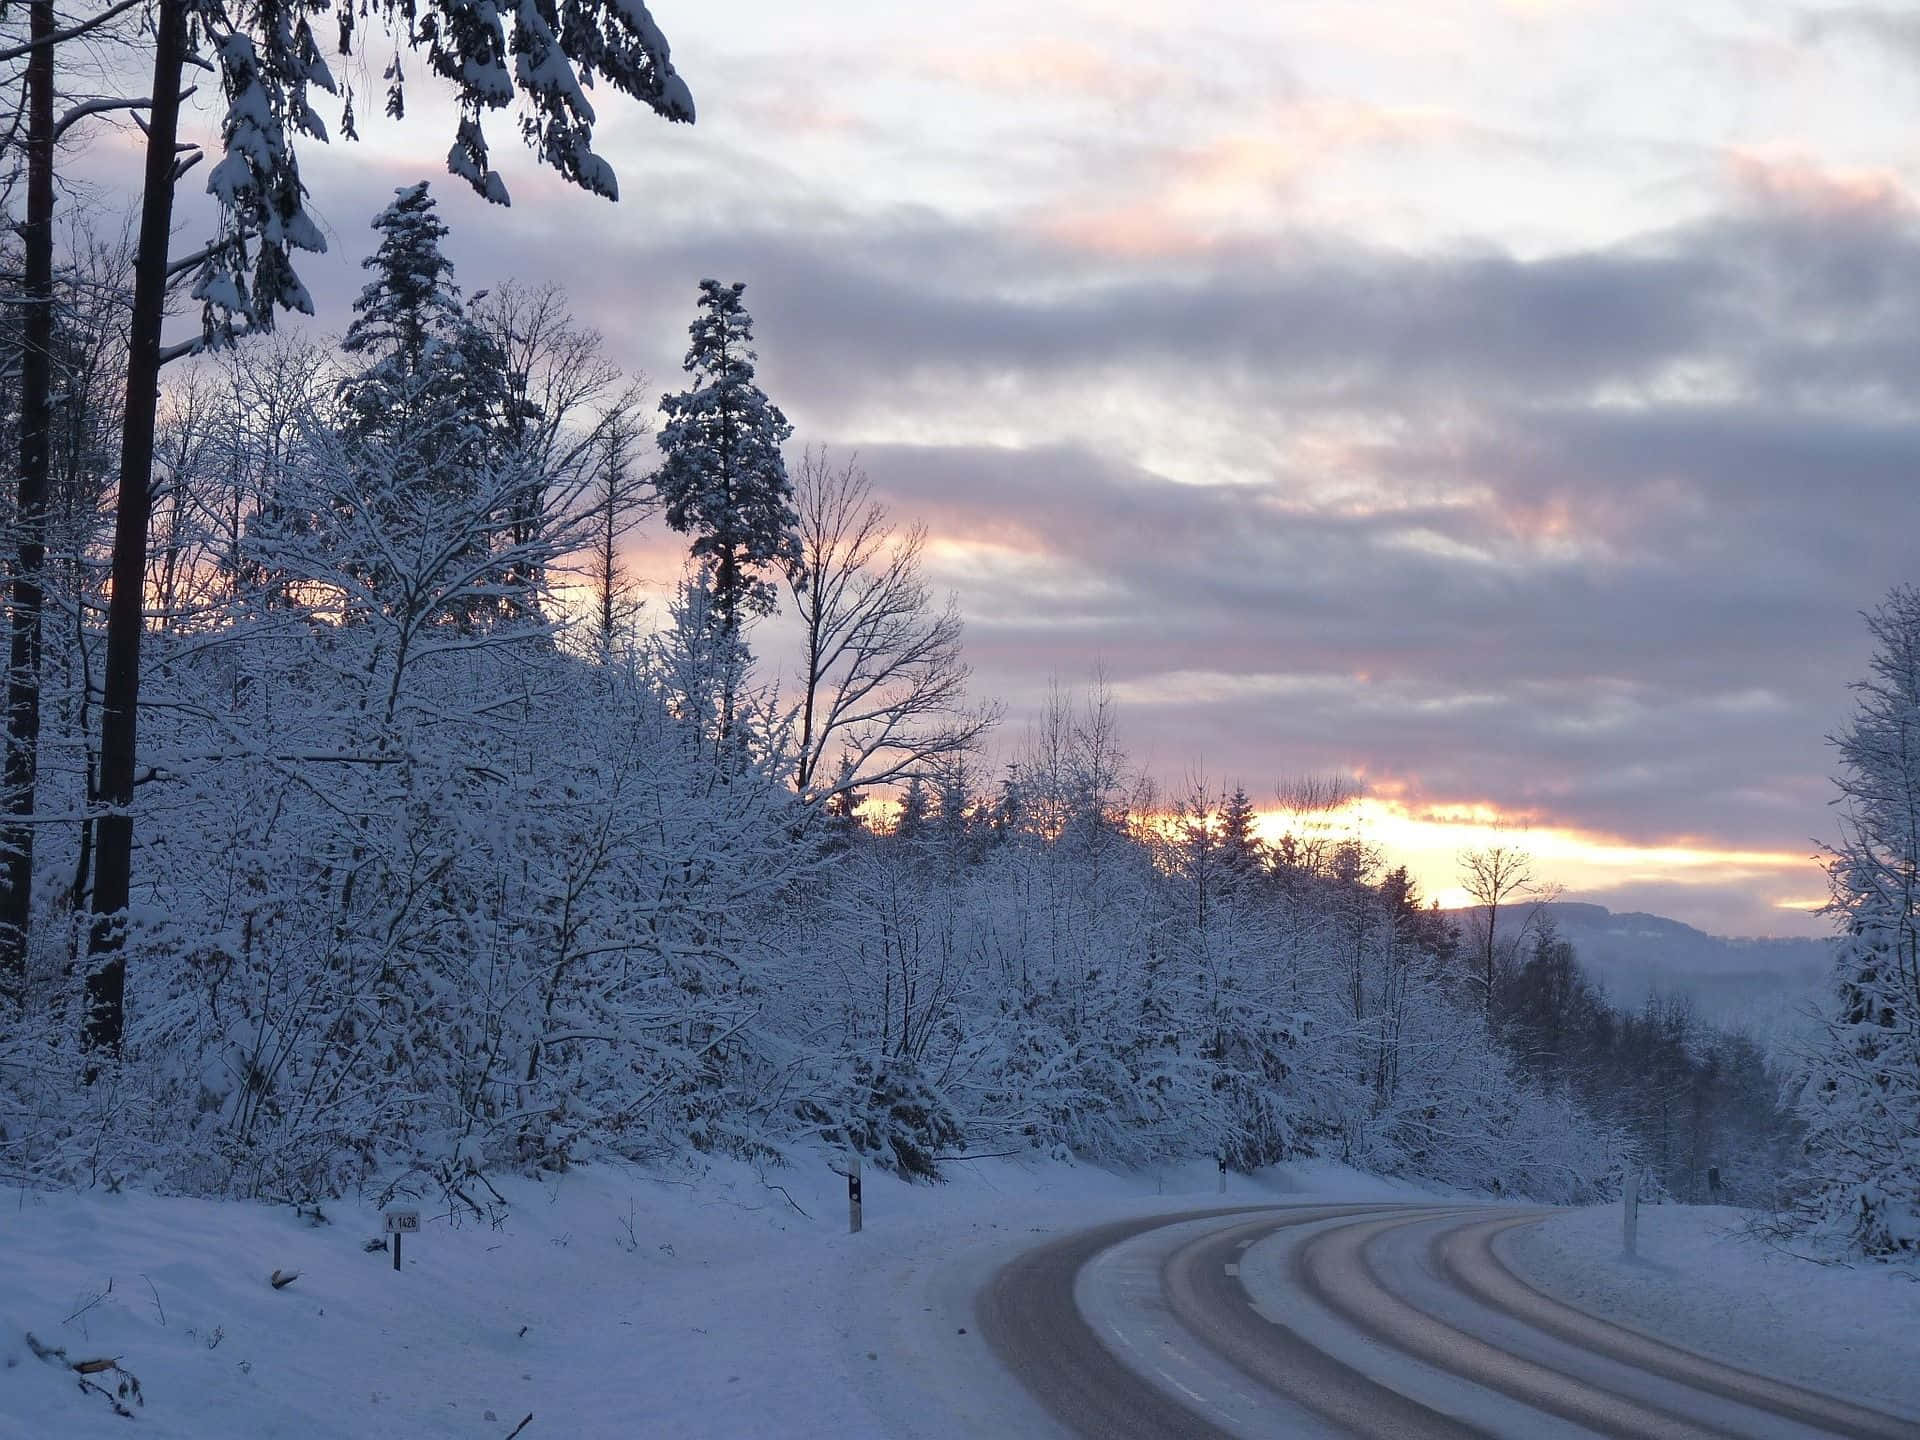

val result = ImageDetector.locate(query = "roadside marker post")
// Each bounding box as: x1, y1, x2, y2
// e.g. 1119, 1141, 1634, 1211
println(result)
384, 1207, 420, 1272
1622, 1171, 1640, 1258
828, 1153, 863, 1234
1218, 1155, 1227, 1194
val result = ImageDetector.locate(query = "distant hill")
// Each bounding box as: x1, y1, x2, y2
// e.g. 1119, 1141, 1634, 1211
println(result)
1441, 900, 1834, 1042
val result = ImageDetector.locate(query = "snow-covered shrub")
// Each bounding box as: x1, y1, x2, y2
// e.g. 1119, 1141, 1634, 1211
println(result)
803, 1057, 963, 1181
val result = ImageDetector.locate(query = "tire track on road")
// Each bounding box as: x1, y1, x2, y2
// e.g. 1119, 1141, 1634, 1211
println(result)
1434, 1215, 1919, 1440
1293, 1210, 1738, 1440
980, 1202, 1920, 1440
977, 1204, 1391, 1439
1164, 1211, 1494, 1440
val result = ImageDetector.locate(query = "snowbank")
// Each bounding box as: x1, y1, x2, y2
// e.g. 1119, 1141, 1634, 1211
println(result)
0, 1156, 1438, 1439
1502, 1201, 1920, 1416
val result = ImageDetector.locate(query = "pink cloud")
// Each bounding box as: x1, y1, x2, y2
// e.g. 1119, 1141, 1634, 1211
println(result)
1026, 99, 1464, 260
1724, 147, 1913, 219
920, 40, 1175, 106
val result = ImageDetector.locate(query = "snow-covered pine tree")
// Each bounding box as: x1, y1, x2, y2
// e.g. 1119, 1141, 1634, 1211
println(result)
1217, 785, 1266, 899
1799, 586, 1920, 1257
317, 184, 530, 623
651, 566, 750, 764
341, 184, 465, 372
655, 281, 799, 642
895, 776, 930, 840
339, 183, 518, 442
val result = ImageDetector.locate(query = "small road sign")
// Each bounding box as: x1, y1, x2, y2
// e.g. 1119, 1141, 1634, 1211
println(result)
383, 1208, 420, 1271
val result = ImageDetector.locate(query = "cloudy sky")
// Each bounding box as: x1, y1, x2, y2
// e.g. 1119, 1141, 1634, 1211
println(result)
84, 0, 1920, 935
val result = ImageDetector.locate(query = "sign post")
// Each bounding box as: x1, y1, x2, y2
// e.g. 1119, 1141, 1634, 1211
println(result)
848, 1153, 862, 1235
384, 1207, 420, 1272
1622, 1171, 1640, 1258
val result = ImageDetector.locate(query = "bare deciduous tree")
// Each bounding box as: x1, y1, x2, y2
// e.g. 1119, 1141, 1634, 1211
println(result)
1268, 772, 1362, 879
1457, 839, 1538, 1025
473, 282, 651, 576
783, 450, 996, 804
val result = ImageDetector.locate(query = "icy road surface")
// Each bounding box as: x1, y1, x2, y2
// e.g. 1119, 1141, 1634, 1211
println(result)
979, 1204, 1920, 1440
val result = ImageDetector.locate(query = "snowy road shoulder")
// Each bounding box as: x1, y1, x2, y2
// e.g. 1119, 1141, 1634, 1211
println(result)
1499, 1202, 1920, 1419
0, 1157, 1424, 1440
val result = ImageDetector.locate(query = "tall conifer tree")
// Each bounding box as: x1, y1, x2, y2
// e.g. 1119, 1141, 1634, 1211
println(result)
1800, 587, 1920, 1256
338, 184, 518, 460
655, 280, 798, 741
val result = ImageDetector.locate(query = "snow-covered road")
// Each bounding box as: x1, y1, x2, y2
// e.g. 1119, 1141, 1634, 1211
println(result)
980, 1205, 1920, 1439
9, 1164, 1918, 1438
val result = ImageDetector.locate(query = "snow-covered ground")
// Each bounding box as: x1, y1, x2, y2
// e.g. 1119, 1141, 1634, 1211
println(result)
1502, 1201, 1920, 1415
0, 1157, 1432, 1440
8, 1163, 1917, 1439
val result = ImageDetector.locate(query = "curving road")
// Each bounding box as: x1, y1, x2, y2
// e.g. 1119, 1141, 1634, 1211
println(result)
977, 1204, 1920, 1440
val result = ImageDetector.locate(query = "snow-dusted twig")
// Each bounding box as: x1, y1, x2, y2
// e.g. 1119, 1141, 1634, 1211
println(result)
61, 1277, 112, 1327
140, 1274, 165, 1326
759, 1179, 811, 1220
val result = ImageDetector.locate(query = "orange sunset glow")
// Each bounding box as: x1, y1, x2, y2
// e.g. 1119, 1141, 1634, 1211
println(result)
1250, 795, 1824, 930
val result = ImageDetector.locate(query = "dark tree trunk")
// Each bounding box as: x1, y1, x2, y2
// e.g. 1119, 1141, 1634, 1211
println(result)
796, 576, 821, 794
716, 543, 738, 748
85, 0, 188, 1051
1, 0, 57, 1003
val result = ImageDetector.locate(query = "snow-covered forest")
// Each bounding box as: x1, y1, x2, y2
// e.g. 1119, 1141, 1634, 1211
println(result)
0, 182, 1819, 1221
0, 0, 1913, 1268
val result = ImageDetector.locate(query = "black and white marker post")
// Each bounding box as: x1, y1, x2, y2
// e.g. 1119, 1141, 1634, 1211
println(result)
827, 1152, 863, 1234
384, 1207, 420, 1272
1621, 1170, 1640, 1258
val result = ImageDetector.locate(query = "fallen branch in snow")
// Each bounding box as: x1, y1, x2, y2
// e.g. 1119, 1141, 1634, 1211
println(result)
24, 1333, 145, 1418
22, 1331, 62, 1363
450, 1168, 512, 1225
62, 1276, 112, 1326
77, 1364, 143, 1417
760, 1179, 811, 1220
503, 1414, 534, 1439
